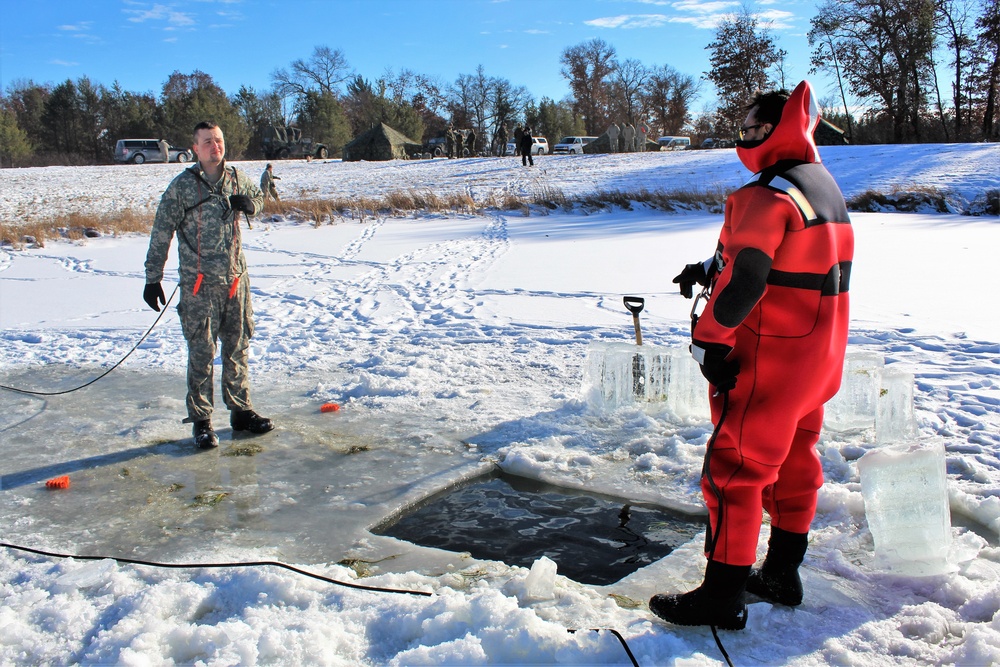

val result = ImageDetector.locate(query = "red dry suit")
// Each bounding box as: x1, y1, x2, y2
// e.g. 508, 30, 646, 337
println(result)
692, 81, 854, 565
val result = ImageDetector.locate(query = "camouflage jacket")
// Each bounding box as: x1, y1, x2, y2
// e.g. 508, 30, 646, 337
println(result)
145, 162, 263, 288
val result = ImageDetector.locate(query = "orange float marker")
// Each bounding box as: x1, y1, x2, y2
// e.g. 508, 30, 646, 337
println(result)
45, 475, 70, 489
320, 402, 340, 413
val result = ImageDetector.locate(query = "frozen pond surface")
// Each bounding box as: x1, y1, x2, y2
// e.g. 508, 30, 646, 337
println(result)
0, 367, 494, 573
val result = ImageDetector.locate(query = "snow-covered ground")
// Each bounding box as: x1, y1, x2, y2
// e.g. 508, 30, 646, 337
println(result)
0, 145, 998, 665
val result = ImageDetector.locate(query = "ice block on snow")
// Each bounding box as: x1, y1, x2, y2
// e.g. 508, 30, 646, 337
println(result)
858, 441, 953, 576
876, 366, 916, 443
825, 350, 884, 433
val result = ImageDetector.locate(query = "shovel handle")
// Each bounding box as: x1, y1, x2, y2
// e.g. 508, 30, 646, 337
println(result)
623, 296, 644, 346
623, 296, 644, 315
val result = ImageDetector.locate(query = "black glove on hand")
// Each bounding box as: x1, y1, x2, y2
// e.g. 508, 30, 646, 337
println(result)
143, 282, 165, 312
673, 261, 714, 299
229, 194, 255, 214
691, 341, 739, 392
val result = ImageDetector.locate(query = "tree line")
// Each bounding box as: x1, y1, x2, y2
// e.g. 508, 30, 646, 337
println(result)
1, 0, 997, 167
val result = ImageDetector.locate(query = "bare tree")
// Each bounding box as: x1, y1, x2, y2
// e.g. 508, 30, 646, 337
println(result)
560, 38, 617, 134
976, 0, 1000, 139
810, 0, 936, 143
271, 46, 353, 99
935, 0, 978, 138
643, 65, 699, 136
610, 58, 648, 124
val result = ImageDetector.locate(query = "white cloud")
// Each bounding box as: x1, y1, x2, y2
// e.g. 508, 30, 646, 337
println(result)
670, 0, 739, 13
124, 4, 195, 27
49, 59, 80, 66
57, 22, 93, 32
584, 14, 670, 29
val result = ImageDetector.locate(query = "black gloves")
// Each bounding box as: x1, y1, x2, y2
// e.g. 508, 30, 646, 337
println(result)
691, 341, 739, 392
143, 282, 165, 312
673, 260, 715, 299
229, 194, 255, 214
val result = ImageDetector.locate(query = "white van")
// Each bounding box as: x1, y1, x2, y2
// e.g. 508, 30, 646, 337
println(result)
657, 136, 691, 151
552, 136, 598, 154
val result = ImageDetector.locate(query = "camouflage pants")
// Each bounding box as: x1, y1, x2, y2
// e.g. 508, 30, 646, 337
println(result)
177, 276, 255, 422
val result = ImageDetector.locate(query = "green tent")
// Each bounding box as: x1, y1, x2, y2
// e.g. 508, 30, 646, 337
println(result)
343, 123, 422, 162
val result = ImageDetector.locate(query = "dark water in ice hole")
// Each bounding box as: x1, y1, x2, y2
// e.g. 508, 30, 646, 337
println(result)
375, 471, 704, 586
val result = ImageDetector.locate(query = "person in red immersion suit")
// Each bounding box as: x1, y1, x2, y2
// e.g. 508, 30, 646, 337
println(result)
650, 80, 854, 630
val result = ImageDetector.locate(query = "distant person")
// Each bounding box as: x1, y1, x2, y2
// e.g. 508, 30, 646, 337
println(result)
143, 121, 274, 449
466, 128, 476, 157
649, 81, 853, 630
513, 124, 524, 157
607, 123, 620, 153
622, 123, 635, 153
519, 125, 534, 166
497, 124, 508, 156
158, 138, 170, 163
639, 124, 648, 152
445, 125, 456, 159
260, 163, 281, 202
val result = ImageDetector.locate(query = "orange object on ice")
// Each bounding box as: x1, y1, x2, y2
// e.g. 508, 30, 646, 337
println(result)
45, 475, 70, 489
320, 402, 340, 413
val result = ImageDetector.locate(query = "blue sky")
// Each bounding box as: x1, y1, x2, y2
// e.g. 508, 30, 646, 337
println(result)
0, 0, 835, 112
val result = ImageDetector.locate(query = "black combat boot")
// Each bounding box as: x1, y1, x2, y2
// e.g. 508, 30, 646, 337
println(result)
230, 409, 275, 435
745, 526, 809, 607
649, 560, 751, 630
193, 419, 219, 449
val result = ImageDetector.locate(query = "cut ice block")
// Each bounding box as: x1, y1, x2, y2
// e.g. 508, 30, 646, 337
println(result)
524, 556, 557, 600
584, 342, 644, 410
858, 441, 953, 576
582, 342, 709, 420
876, 366, 916, 443
665, 347, 710, 421
825, 350, 884, 433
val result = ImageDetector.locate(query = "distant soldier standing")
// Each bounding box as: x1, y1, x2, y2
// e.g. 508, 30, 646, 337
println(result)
607, 123, 620, 153
466, 128, 476, 157
143, 121, 274, 449
445, 125, 456, 159
622, 123, 635, 153
260, 163, 280, 202
497, 124, 508, 156
158, 138, 170, 163
519, 124, 534, 166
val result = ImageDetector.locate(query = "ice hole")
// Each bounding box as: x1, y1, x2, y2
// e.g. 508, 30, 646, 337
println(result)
373, 470, 704, 586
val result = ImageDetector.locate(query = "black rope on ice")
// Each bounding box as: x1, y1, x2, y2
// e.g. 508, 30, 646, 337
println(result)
0, 285, 179, 397
703, 389, 736, 667
567, 628, 640, 667
0, 541, 432, 597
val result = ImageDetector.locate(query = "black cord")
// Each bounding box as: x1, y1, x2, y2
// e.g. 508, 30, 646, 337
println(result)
3, 541, 644, 664
0, 541, 431, 597
703, 390, 736, 667
567, 628, 639, 667
0, 285, 179, 397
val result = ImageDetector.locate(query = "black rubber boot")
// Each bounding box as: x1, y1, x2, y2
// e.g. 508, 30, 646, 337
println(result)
745, 527, 808, 607
193, 420, 219, 449
649, 560, 751, 630
230, 409, 274, 435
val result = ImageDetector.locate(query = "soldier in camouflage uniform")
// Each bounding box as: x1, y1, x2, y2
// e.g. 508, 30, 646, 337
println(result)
445, 125, 456, 159
260, 163, 280, 202
143, 121, 274, 449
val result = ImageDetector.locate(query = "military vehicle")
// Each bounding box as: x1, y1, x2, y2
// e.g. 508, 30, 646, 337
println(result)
261, 126, 329, 160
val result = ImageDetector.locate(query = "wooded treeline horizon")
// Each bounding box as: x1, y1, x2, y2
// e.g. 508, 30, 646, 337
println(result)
1, 0, 997, 167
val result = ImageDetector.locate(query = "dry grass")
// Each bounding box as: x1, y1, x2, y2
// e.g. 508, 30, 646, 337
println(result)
0, 209, 154, 248
847, 185, 953, 213
8, 182, 987, 249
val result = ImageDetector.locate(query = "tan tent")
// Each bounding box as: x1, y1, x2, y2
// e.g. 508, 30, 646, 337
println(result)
343, 123, 422, 162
